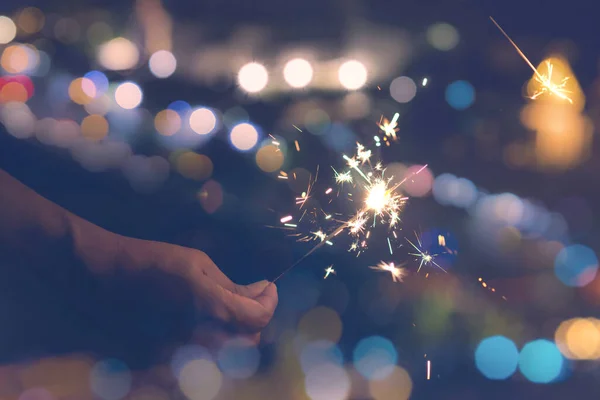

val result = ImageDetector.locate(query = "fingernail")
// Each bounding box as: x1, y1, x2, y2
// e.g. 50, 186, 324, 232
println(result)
249, 280, 269, 288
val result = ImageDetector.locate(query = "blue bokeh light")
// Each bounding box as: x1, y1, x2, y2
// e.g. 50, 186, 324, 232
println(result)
300, 340, 344, 374
474, 335, 519, 380
518, 339, 564, 383
217, 338, 260, 379
322, 123, 356, 153
445, 80, 475, 110
168, 100, 192, 116
353, 336, 397, 380
84, 70, 109, 96
554, 244, 598, 287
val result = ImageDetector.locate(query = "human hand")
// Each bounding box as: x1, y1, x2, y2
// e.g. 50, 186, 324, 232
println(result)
113, 237, 278, 347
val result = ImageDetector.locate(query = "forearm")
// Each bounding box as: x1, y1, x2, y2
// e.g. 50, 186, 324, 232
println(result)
0, 169, 119, 272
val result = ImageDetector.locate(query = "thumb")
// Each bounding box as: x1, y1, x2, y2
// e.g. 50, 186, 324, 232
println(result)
233, 280, 270, 298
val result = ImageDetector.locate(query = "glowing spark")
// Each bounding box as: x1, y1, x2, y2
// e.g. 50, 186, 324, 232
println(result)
348, 212, 368, 236
369, 261, 406, 282
427, 360, 431, 380
280, 215, 293, 223
387, 237, 393, 254
333, 168, 353, 185
422, 78, 428, 86
295, 140, 301, 151
325, 188, 333, 195
356, 143, 372, 164
406, 235, 447, 273
284, 223, 297, 228
292, 124, 303, 132
490, 17, 573, 104
438, 235, 446, 246
324, 265, 336, 279
378, 113, 400, 140
312, 230, 327, 242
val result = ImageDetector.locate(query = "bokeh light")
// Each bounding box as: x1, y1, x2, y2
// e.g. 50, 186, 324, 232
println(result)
304, 363, 350, 400
149, 50, 177, 78
17, 7, 45, 35
90, 359, 132, 400
229, 122, 259, 151
426, 23, 460, 51
353, 336, 397, 380
389, 76, 417, 103
0, 16, 17, 44
237, 62, 268, 93
69, 77, 95, 105
178, 359, 222, 400
217, 337, 260, 379
84, 71, 109, 97
403, 165, 433, 197
283, 58, 313, 88
474, 335, 519, 380
432, 174, 478, 208
98, 37, 139, 71
1, 44, 38, 74
338, 60, 367, 90
170, 345, 212, 379
445, 80, 475, 110
304, 109, 331, 135
176, 152, 213, 180
518, 339, 564, 383
555, 318, 600, 360
154, 109, 181, 136
554, 244, 598, 287
114, 82, 143, 110
299, 340, 344, 374
198, 180, 223, 214
81, 114, 109, 141
256, 144, 284, 172
189, 107, 217, 135
368, 365, 413, 400
298, 306, 343, 343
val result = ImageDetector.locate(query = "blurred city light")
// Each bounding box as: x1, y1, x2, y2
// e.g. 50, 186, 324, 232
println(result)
237, 62, 268, 93
518, 339, 564, 383
283, 58, 313, 88
555, 318, 600, 360
84, 71, 109, 97
149, 50, 177, 78
304, 109, 331, 135
178, 359, 222, 400
114, 82, 143, 110
368, 366, 413, 400
189, 107, 217, 135
175, 152, 213, 181
217, 337, 260, 379
402, 165, 433, 197
445, 80, 475, 110
389, 76, 417, 103
81, 114, 109, 141
90, 359, 132, 400
554, 244, 598, 287
426, 23, 460, 51
474, 335, 519, 380
299, 340, 344, 374
0, 16, 17, 44
154, 109, 181, 136
170, 345, 212, 379
97, 37, 139, 71
353, 336, 397, 380
298, 306, 343, 343
338, 60, 367, 90
229, 122, 259, 151
304, 363, 350, 400
256, 144, 284, 172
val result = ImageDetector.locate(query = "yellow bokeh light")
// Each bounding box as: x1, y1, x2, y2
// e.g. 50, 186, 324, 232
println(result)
283, 58, 313, 88
149, 50, 177, 78
256, 144, 284, 172
338, 60, 367, 90
81, 114, 109, 141
176, 152, 213, 181
1, 44, 30, 74
178, 359, 222, 400
368, 366, 413, 400
230, 123, 258, 151
154, 109, 181, 136
69, 78, 96, 105
426, 23, 459, 51
189, 108, 217, 135
237, 62, 268, 93
556, 318, 600, 360
17, 7, 45, 35
114, 82, 143, 109
297, 306, 343, 343
97, 37, 139, 71
0, 16, 17, 44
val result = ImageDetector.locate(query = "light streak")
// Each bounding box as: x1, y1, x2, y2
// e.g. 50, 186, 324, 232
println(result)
280, 215, 293, 223
324, 265, 336, 279
490, 17, 573, 104
427, 360, 431, 380
378, 113, 400, 140
369, 261, 406, 283
295, 140, 301, 151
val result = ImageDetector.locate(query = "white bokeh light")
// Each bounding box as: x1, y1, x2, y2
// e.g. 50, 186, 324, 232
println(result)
114, 81, 143, 109
283, 58, 313, 88
230, 122, 258, 151
0, 16, 17, 45
97, 37, 139, 71
189, 107, 217, 135
338, 60, 367, 90
149, 50, 177, 78
237, 62, 268, 93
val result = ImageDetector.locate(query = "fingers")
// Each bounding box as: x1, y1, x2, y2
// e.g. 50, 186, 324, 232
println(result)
214, 282, 278, 332
233, 280, 270, 298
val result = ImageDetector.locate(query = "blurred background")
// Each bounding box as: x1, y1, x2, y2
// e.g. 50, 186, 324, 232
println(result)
1, 0, 599, 398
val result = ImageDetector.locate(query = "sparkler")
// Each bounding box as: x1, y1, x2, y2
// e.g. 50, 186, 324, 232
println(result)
369, 261, 407, 282
489, 17, 573, 104
406, 232, 447, 273
324, 265, 336, 279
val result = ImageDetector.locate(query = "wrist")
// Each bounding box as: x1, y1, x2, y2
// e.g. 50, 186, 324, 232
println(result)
68, 214, 122, 274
